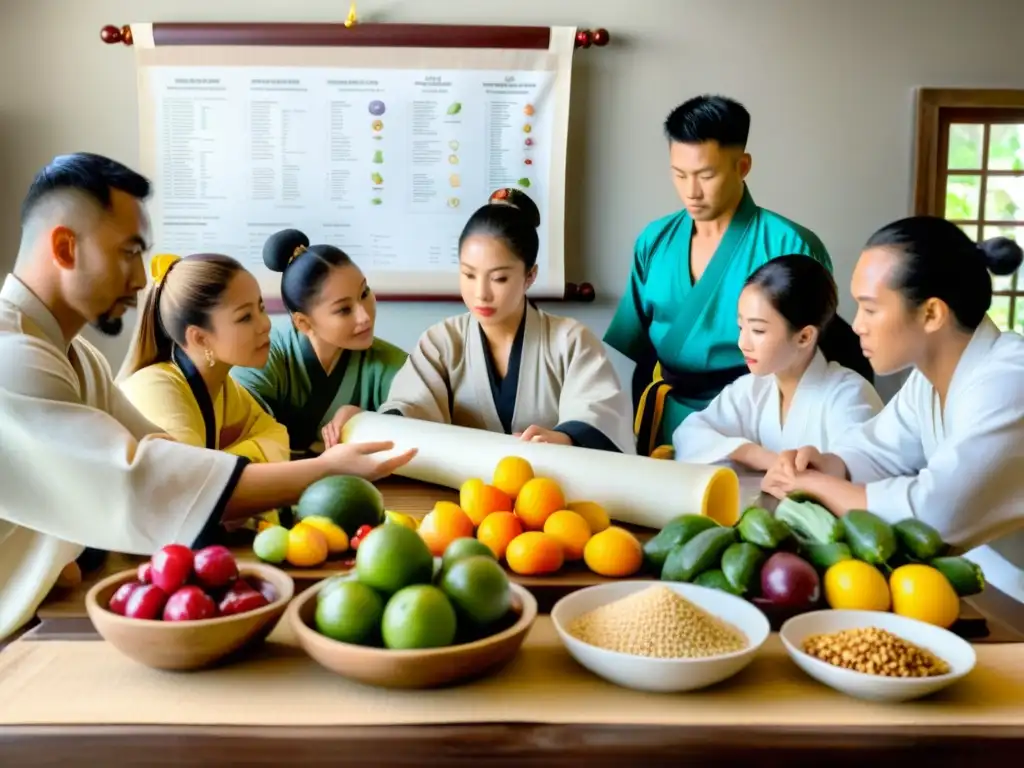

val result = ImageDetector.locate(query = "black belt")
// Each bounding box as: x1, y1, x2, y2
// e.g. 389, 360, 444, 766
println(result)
659, 362, 748, 400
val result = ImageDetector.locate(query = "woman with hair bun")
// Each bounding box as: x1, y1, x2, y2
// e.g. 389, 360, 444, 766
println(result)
379, 188, 636, 454
672, 254, 882, 468
230, 231, 407, 458
767, 217, 1024, 616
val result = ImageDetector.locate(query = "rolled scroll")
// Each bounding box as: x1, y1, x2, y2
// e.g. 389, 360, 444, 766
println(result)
341, 413, 740, 529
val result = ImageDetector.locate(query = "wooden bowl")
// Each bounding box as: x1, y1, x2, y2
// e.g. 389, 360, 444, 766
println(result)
85, 563, 294, 671
288, 577, 538, 689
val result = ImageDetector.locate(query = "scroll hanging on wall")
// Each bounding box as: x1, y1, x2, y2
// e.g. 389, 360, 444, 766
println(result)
130, 22, 578, 305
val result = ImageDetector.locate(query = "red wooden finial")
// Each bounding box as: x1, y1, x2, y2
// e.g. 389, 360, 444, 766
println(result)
100, 25, 122, 44
578, 282, 596, 302
592, 28, 610, 46
575, 29, 592, 49
120, 25, 134, 46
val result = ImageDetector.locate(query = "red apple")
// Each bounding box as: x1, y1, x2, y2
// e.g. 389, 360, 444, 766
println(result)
124, 584, 168, 620
192, 545, 238, 590
218, 581, 270, 616
247, 578, 277, 605
149, 544, 194, 594
108, 581, 142, 615
163, 585, 218, 622
137, 562, 152, 584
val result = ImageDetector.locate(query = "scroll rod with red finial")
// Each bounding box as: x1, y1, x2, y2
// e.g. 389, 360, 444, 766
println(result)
100, 24, 609, 49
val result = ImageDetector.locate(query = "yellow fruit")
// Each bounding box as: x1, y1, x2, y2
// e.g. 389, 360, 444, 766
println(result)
543, 510, 592, 560
583, 526, 643, 577
514, 477, 565, 530
385, 510, 420, 531
567, 501, 610, 533
889, 564, 961, 628
476, 511, 523, 560
493, 456, 534, 498
299, 516, 350, 554
418, 501, 475, 557
824, 560, 891, 611
505, 531, 564, 575
460, 478, 513, 526
287, 523, 330, 567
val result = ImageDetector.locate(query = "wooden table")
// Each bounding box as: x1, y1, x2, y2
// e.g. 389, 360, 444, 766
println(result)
2, 618, 1023, 766
6, 477, 1024, 765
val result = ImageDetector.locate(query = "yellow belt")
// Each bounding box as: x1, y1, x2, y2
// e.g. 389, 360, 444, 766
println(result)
633, 361, 674, 460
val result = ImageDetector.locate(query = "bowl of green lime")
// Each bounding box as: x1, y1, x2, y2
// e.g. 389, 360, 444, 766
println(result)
287, 525, 537, 688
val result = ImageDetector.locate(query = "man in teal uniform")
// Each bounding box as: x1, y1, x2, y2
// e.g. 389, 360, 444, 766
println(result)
604, 95, 833, 455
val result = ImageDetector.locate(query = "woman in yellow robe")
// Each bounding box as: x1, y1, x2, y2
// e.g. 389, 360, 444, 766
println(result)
117, 253, 290, 532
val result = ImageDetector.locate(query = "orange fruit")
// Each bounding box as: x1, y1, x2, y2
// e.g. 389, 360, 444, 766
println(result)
476, 511, 524, 560
493, 456, 534, 498
514, 477, 565, 530
543, 510, 592, 560
505, 531, 564, 575
287, 523, 330, 567
460, 478, 513, 526
418, 501, 475, 557
567, 501, 611, 533
583, 526, 643, 577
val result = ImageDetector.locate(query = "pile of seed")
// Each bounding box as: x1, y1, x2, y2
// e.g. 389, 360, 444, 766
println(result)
801, 627, 951, 677
566, 586, 748, 659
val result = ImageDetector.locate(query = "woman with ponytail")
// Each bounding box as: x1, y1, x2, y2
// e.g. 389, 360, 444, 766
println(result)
378, 188, 635, 454
229, 232, 407, 458
672, 255, 883, 469
767, 217, 1024, 622
118, 253, 290, 529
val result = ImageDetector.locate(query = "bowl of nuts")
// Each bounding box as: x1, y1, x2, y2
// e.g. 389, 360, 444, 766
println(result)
779, 609, 977, 702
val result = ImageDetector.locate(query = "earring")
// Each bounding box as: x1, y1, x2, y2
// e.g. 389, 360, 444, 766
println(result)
204, 348, 215, 368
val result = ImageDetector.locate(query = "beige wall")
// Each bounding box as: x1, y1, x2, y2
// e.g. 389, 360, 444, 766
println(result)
1, 0, 1022, 399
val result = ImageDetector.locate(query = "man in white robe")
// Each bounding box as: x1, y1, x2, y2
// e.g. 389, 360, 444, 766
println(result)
0, 153, 414, 642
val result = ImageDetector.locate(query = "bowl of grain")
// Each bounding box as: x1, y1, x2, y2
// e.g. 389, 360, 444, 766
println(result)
779, 609, 977, 702
550, 581, 770, 693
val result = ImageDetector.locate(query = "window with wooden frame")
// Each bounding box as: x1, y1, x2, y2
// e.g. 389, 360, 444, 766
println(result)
913, 88, 1024, 333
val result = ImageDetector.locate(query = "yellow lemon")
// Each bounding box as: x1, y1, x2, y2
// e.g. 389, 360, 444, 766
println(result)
824, 559, 891, 611
583, 527, 643, 577
287, 523, 330, 567
543, 510, 592, 561
385, 510, 420, 531
567, 501, 611, 533
296, 517, 349, 554
889, 564, 961, 629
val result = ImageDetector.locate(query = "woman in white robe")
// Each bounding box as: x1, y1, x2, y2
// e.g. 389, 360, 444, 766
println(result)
765, 216, 1024, 618
672, 255, 882, 469
375, 188, 636, 454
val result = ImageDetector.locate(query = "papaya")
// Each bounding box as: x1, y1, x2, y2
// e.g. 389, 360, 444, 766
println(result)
642, 514, 719, 573
694, 568, 742, 596
736, 506, 793, 549
929, 556, 985, 597
840, 510, 897, 566
720, 542, 765, 595
893, 518, 948, 561
661, 527, 736, 583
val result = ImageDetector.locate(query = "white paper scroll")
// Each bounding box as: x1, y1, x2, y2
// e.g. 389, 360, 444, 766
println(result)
342, 412, 741, 529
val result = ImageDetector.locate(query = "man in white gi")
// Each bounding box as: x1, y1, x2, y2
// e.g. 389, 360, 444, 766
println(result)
0, 153, 416, 642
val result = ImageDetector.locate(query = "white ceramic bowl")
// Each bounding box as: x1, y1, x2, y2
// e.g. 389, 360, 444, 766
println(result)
550, 580, 771, 693
779, 609, 977, 702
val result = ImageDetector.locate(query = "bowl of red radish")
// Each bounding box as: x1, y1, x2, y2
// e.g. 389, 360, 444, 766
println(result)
85, 544, 294, 671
